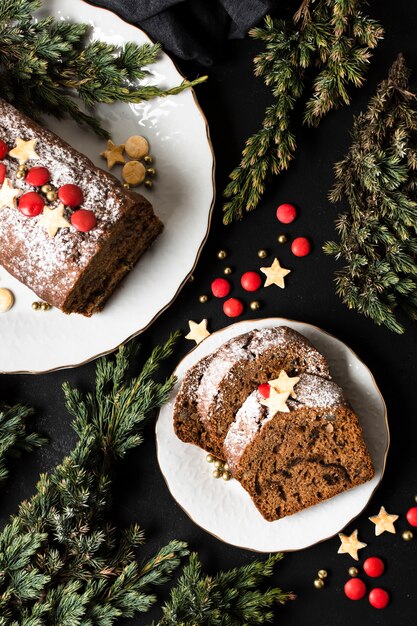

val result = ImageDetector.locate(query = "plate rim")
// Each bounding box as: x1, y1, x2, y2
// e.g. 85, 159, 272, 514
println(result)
3, 0, 216, 375
156, 316, 390, 553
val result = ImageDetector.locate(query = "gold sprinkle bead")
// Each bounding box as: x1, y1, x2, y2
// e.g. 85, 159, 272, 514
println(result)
223, 267, 233, 276
214, 459, 224, 469
188, 275, 195, 283
318, 570, 328, 580
15, 171, 24, 179
250, 300, 261, 311
46, 191, 57, 202
414, 494, 417, 503
402, 530, 414, 541
212, 469, 221, 479
144, 179, 153, 189
199, 294, 208, 304
17, 164, 27, 172
123, 182, 130, 189
217, 249, 228, 260
348, 567, 359, 577
314, 579, 325, 589
41, 184, 53, 194
258, 249, 268, 259
222, 471, 231, 481
206, 454, 214, 463
144, 155, 153, 165
223, 462, 229, 472
32, 301, 40, 310
146, 167, 156, 177
278, 234, 288, 244
41, 302, 51, 311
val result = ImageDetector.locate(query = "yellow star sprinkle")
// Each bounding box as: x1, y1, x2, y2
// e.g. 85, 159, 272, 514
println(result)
100, 140, 126, 169
9, 137, 39, 164
269, 370, 300, 398
0, 178, 20, 210
338, 529, 367, 560
185, 319, 210, 345
39, 203, 71, 238
260, 258, 291, 289
259, 387, 290, 417
369, 506, 398, 536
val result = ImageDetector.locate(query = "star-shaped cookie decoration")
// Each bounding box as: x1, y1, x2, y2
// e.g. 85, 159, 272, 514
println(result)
337, 529, 367, 560
260, 258, 291, 288
259, 387, 290, 416
0, 178, 20, 210
100, 140, 126, 169
269, 370, 300, 398
369, 506, 398, 536
185, 319, 210, 345
9, 137, 39, 164
39, 203, 71, 237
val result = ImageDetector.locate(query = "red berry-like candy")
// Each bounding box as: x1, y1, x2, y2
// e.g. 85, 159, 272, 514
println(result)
223, 297, 243, 318
406, 506, 417, 527
344, 578, 366, 601
0, 140, 8, 159
276, 203, 297, 224
241, 271, 262, 292
71, 209, 97, 232
258, 383, 270, 399
58, 183, 84, 207
18, 191, 45, 217
25, 166, 50, 187
211, 278, 231, 298
363, 557, 385, 578
291, 237, 311, 257
369, 588, 390, 609
0, 163, 6, 185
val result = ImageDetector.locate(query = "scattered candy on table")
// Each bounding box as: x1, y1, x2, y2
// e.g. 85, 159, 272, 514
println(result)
125, 135, 149, 160
369, 506, 398, 535
337, 529, 367, 560
211, 278, 231, 298
185, 319, 210, 344
276, 203, 297, 224
291, 236, 311, 257
368, 588, 390, 609
344, 577, 366, 600
260, 258, 291, 289
406, 506, 417, 527
223, 297, 243, 317
241, 271, 262, 292
100, 139, 126, 169
0, 288, 14, 312
363, 557, 385, 578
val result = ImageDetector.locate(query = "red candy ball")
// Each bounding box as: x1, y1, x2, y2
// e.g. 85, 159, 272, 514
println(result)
18, 191, 45, 217
291, 236, 311, 257
369, 588, 389, 609
58, 183, 84, 207
0, 163, 6, 185
0, 140, 8, 159
344, 578, 366, 601
363, 557, 385, 578
223, 297, 243, 318
258, 383, 270, 399
406, 506, 417, 527
211, 277, 231, 298
25, 166, 50, 187
71, 209, 97, 232
241, 271, 262, 292
276, 203, 297, 224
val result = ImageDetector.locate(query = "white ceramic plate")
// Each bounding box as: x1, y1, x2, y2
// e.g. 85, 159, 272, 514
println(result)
156, 318, 389, 552
0, 0, 214, 373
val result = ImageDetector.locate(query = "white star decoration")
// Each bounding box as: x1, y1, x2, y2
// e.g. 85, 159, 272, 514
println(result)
9, 137, 39, 164
185, 319, 210, 345
337, 529, 367, 560
260, 257, 291, 288
0, 178, 20, 210
369, 506, 398, 536
259, 387, 290, 416
269, 370, 300, 398
39, 203, 71, 237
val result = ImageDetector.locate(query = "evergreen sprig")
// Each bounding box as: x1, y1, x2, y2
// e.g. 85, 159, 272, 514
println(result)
0, 403, 46, 483
324, 54, 417, 333
0, 0, 206, 138
223, 0, 383, 224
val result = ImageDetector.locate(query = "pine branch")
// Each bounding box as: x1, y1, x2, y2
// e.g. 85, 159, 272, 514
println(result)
223, 1, 383, 224
0, 0, 207, 138
0, 403, 46, 484
325, 54, 417, 333
153, 553, 295, 626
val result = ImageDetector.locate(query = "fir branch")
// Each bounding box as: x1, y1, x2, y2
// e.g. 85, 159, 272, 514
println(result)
153, 553, 294, 626
0, 0, 207, 138
0, 403, 46, 484
325, 54, 417, 333
223, 1, 383, 224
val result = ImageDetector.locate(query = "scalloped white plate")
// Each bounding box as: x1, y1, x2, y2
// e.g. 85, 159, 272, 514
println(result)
156, 318, 389, 552
0, 0, 214, 373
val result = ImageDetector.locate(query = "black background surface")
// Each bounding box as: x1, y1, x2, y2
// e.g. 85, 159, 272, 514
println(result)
1, 2, 417, 625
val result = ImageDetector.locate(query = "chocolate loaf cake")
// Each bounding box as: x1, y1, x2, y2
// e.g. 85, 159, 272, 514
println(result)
173, 326, 375, 522
0, 98, 162, 315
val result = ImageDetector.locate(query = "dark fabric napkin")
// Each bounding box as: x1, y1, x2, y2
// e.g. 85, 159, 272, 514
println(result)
88, 0, 273, 65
